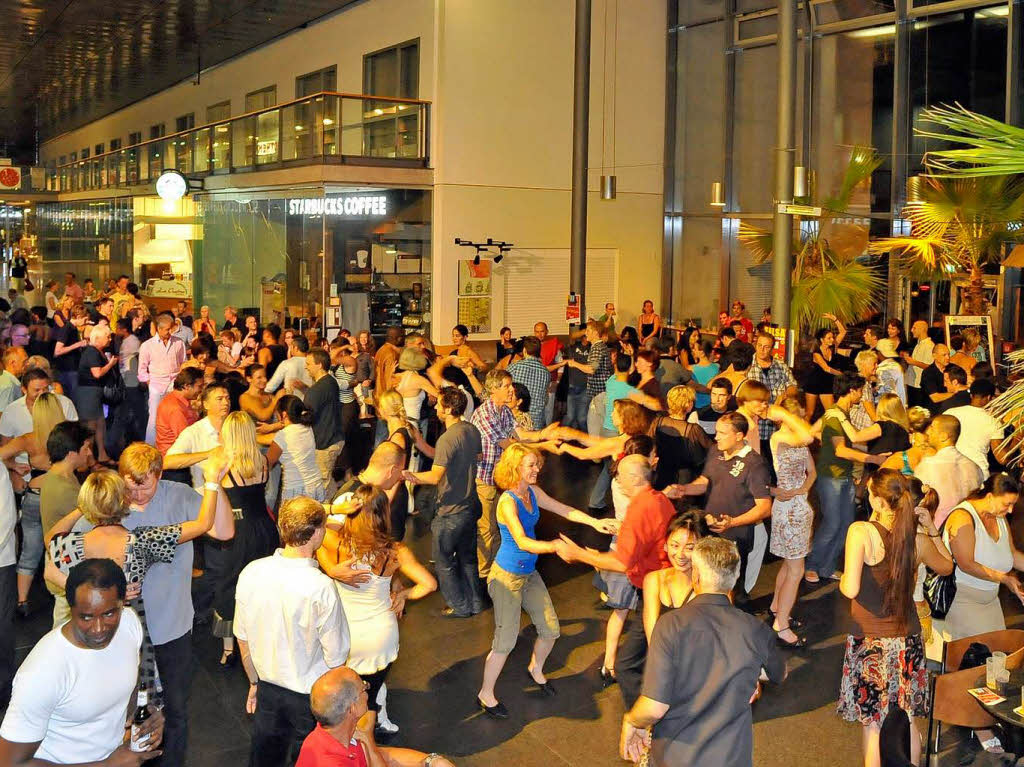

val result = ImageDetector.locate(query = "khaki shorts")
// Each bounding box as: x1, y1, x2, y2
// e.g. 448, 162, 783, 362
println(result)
487, 562, 559, 654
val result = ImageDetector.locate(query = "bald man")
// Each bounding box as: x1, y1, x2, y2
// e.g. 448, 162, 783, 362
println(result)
914, 414, 983, 527
296, 667, 454, 767
902, 320, 934, 406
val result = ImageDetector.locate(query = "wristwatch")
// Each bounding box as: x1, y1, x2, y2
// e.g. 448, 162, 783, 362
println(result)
203, 481, 221, 492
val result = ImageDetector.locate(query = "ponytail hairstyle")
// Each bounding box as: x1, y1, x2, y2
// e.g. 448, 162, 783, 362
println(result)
276, 394, 314, 426
378, 390, 410, 430
907, 476, 939, 530
867, 469, 917, 620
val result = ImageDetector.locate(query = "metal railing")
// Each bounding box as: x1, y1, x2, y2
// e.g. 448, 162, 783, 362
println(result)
49, 91, 431, 193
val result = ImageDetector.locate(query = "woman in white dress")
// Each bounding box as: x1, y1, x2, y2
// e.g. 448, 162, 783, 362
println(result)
317, 485, 436, 729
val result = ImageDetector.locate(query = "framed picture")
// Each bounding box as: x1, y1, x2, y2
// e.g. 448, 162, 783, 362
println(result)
458, 297, 491, 334
458, 259, 492, 296
945, 314, 996, 366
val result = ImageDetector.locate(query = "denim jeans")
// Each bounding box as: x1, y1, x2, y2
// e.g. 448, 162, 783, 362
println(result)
587, 427, 618, 509
806, 476, 856, 579
431, 508, 485, 615
15, 492, 42, 577
565, 389, 590, 431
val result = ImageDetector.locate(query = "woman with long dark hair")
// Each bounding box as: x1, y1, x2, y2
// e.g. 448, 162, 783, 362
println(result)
838, 469, 952, 767
803, 314, 850, 419
317, 485, 436, 729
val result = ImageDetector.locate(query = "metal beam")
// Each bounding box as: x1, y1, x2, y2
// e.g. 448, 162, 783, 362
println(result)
663, 0, 680, 319
888, 0, 910, 322
1008, 0, 1023, 126
772, 0, 797, 329
570, 0, 592, 323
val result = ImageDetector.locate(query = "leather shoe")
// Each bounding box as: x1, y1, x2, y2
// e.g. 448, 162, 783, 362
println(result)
478, 698, 509, 719
440, 607, 472, 618
527, 671, 557, 697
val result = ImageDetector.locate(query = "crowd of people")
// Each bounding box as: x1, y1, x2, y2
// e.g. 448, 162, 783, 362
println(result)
0, 283, 1021, 767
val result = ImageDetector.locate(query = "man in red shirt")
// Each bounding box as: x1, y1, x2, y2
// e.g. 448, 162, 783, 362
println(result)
297, 667, 454, 767
155, 367, 204, 455
557, 455, 675, 706
534, 322, 565, 425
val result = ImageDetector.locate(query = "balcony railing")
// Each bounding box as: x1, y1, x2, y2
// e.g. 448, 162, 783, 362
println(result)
48, 91, 430, 193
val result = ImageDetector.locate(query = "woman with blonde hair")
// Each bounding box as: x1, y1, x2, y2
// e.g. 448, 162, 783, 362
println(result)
377, 389, 431, 541
839, 393, 911, 457
477, 443, 616, 718
208, 410, 277, 667
195, 304, 217, 336
881, 406, 934, 476
45, 457, 232, 695
650, 385, 711, 489
317, 484, 437, 729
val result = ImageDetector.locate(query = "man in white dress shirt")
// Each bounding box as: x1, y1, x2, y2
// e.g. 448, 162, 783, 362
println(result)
138, 313, 186, 443
265, 336, 312, 399
915, 414, 983, 527
902, 320, 934, 407
165, 383, 231, 491
235, 496, 350, 767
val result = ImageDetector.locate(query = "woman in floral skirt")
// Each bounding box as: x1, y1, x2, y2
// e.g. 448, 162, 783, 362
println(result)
838, 469, 953, 767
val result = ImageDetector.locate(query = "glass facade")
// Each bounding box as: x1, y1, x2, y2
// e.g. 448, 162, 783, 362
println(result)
666, 0, 1013, 325
35, 198, 133, 287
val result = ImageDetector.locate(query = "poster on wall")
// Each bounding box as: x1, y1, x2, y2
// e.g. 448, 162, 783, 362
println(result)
458, 297, 491, 334
945, 314, 996, 365
459, 259, 492, 295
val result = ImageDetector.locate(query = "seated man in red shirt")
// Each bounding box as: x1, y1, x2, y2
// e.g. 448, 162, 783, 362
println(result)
297, 667, 454, 767
154, 367, 205, 455
557, 454, 676, 708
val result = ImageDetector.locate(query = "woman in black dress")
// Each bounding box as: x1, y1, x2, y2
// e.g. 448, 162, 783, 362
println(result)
75, 324, 118, 466
208, 411, 278, 667
803, 313, 851, 420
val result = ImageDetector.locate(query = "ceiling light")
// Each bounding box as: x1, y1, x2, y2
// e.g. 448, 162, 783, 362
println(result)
846, 24, 896, 39
322, 118, 334, 125
374, 108, 383, 116
294, 125, 304, 131
710, 181, 725, 207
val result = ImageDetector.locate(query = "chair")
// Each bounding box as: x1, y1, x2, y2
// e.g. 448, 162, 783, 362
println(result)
925, 629, 1024, 765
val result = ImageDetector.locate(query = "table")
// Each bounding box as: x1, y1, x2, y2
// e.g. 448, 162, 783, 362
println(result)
973, 670, 1024, 751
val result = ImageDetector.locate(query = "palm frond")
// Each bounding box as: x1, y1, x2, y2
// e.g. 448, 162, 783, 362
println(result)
987, 349, 1024, 466
791, 260, 885, 331
737, 221, 800, 266
824, 146, 884, 213
918, 104, 1024, 177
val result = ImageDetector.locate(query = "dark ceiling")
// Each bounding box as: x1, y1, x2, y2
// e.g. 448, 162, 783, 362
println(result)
0, 0, 358, 163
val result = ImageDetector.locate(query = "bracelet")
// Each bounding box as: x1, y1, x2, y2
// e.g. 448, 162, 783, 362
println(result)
203, 481, 221, 492
423, 754, 442, 767
928, 533, 941, 538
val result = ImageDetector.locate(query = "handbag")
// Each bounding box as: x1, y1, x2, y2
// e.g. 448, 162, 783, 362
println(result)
102, 364, 126, 406
922, 517, 957, 620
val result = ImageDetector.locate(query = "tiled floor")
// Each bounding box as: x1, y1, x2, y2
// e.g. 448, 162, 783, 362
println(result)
11, 454, 1023, 766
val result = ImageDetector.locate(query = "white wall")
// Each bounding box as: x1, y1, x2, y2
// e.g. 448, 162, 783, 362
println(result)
430, 0, 666, 343
41, 0, 436, 163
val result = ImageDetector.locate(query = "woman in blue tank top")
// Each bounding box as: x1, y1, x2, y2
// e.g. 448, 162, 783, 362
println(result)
477, 443, 618, 719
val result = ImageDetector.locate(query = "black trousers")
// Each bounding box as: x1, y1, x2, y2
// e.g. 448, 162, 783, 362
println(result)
614, 606, 648, 710
726, 526, 755, 599
0, 565, 15, 709
250, 681, 316, 767
107, 385, 148, 457
153, 630, 193, 767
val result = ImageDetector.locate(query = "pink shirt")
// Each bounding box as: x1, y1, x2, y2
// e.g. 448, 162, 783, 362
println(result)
138, 335, 186, 393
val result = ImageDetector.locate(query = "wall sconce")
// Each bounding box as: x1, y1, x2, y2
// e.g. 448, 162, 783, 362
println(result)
710, 181, 725, 208
600, 174, 617, 200
793, 166, 808, 198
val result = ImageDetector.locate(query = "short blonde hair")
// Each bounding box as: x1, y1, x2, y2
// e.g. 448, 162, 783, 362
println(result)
79, 470, 130, 526
855, 350, 877, 375
278, 496, 325, 546
666, 386, 696, 419
735, 380, 770, 405
493, 443, 542, 491
118, 442, 163, 484
89, 324, 111, 344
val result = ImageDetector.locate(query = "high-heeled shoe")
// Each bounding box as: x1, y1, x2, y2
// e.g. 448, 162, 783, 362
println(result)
600, 666, 617, 688
768, 610, 803, 631
526, 670, 557, 697
478, 697, 509, 719
774, 625, 807, 650
219, 649, 237, 668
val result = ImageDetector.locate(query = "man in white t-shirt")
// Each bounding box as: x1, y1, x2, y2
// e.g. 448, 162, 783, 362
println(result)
0, 368, 79, 480
901, 320, 934, 407
946, 378, 1007, 480
0, 559, 164, 764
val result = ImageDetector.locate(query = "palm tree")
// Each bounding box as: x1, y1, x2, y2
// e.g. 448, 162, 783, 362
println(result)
868, 174, 1024, 315
738, 147, 886, 332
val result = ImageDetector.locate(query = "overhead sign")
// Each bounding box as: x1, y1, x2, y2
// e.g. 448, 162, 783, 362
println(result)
288, 195, 388, 217
777, 202, 822, 217
0, 167, 22, 190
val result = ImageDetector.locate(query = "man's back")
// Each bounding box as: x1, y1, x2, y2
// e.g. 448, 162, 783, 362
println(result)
916, 446, 983, 526
435, 420, 482, 515
643, 594, 783, 767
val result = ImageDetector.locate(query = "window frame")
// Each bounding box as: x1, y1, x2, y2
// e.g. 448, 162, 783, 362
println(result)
296, 66, 338, 98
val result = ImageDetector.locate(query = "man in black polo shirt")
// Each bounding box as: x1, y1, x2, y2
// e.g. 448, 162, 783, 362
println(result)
919, 342, 950, 406
687, 377, 736, 437
621, 537, 785, 767
669, 411, 771, 605
303, 348, 345, 496
935, 363, 971, 414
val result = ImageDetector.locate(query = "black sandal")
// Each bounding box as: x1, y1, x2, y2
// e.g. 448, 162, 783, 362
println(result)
768, 610, 804, 631
219, 649, 237, 668
600, 666, 617, 687
774, 624, 807, 649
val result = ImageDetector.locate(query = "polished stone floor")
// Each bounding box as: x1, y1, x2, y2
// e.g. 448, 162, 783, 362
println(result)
10, 452, 1024, 766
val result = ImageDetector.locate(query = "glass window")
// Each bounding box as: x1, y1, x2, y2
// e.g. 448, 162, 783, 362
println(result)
814, 0, 895, 24
150, 124, 165, 140
207, 101, 231, 123
110, 138, 121, 151
908, 8, 1007, 171
677, 0, 725, 25
175, 113, 195, 133
128, 131, 142, 146
364, 41, 419, 97
363, 41, 420, 157
95, 143, 104, 156
81, 148, 89, 160
296, 66, 337, 97
245, 86, 277, 112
